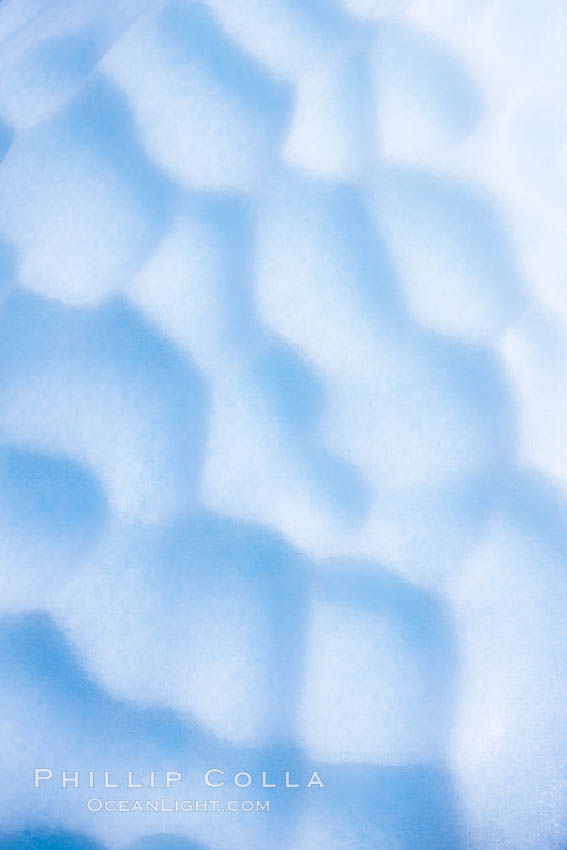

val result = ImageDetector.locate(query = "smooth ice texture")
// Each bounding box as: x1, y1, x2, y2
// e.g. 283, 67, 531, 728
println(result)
282, 53, 365, 179
0, 120, 152, 304
369, 169, 522, 343
101, 3, 289, 192
0, 295, 206, 523
297, 572, 451, 764
338, 0, 412, 21
1, 0, 566, 848
370, 23, 482, 164
50, 517, 302, 746
449, 507, 567, 849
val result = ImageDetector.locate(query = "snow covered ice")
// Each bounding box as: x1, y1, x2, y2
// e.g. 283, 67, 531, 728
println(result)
1, 0, 567, 848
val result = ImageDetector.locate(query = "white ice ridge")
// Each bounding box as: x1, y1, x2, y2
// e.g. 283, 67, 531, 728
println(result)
1, 0, 567, 848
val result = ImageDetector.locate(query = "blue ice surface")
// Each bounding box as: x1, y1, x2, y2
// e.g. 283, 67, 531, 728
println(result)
0, 0, 566, 848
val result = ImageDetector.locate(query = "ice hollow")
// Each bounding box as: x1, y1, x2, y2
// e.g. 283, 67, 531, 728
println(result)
0, 294, 206, 524
0, 117, 152, 305
50, 516, 307, 748
101, 2, 289, 192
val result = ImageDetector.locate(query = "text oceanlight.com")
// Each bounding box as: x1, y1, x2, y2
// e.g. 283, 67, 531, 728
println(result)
86, 798, 271, 813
